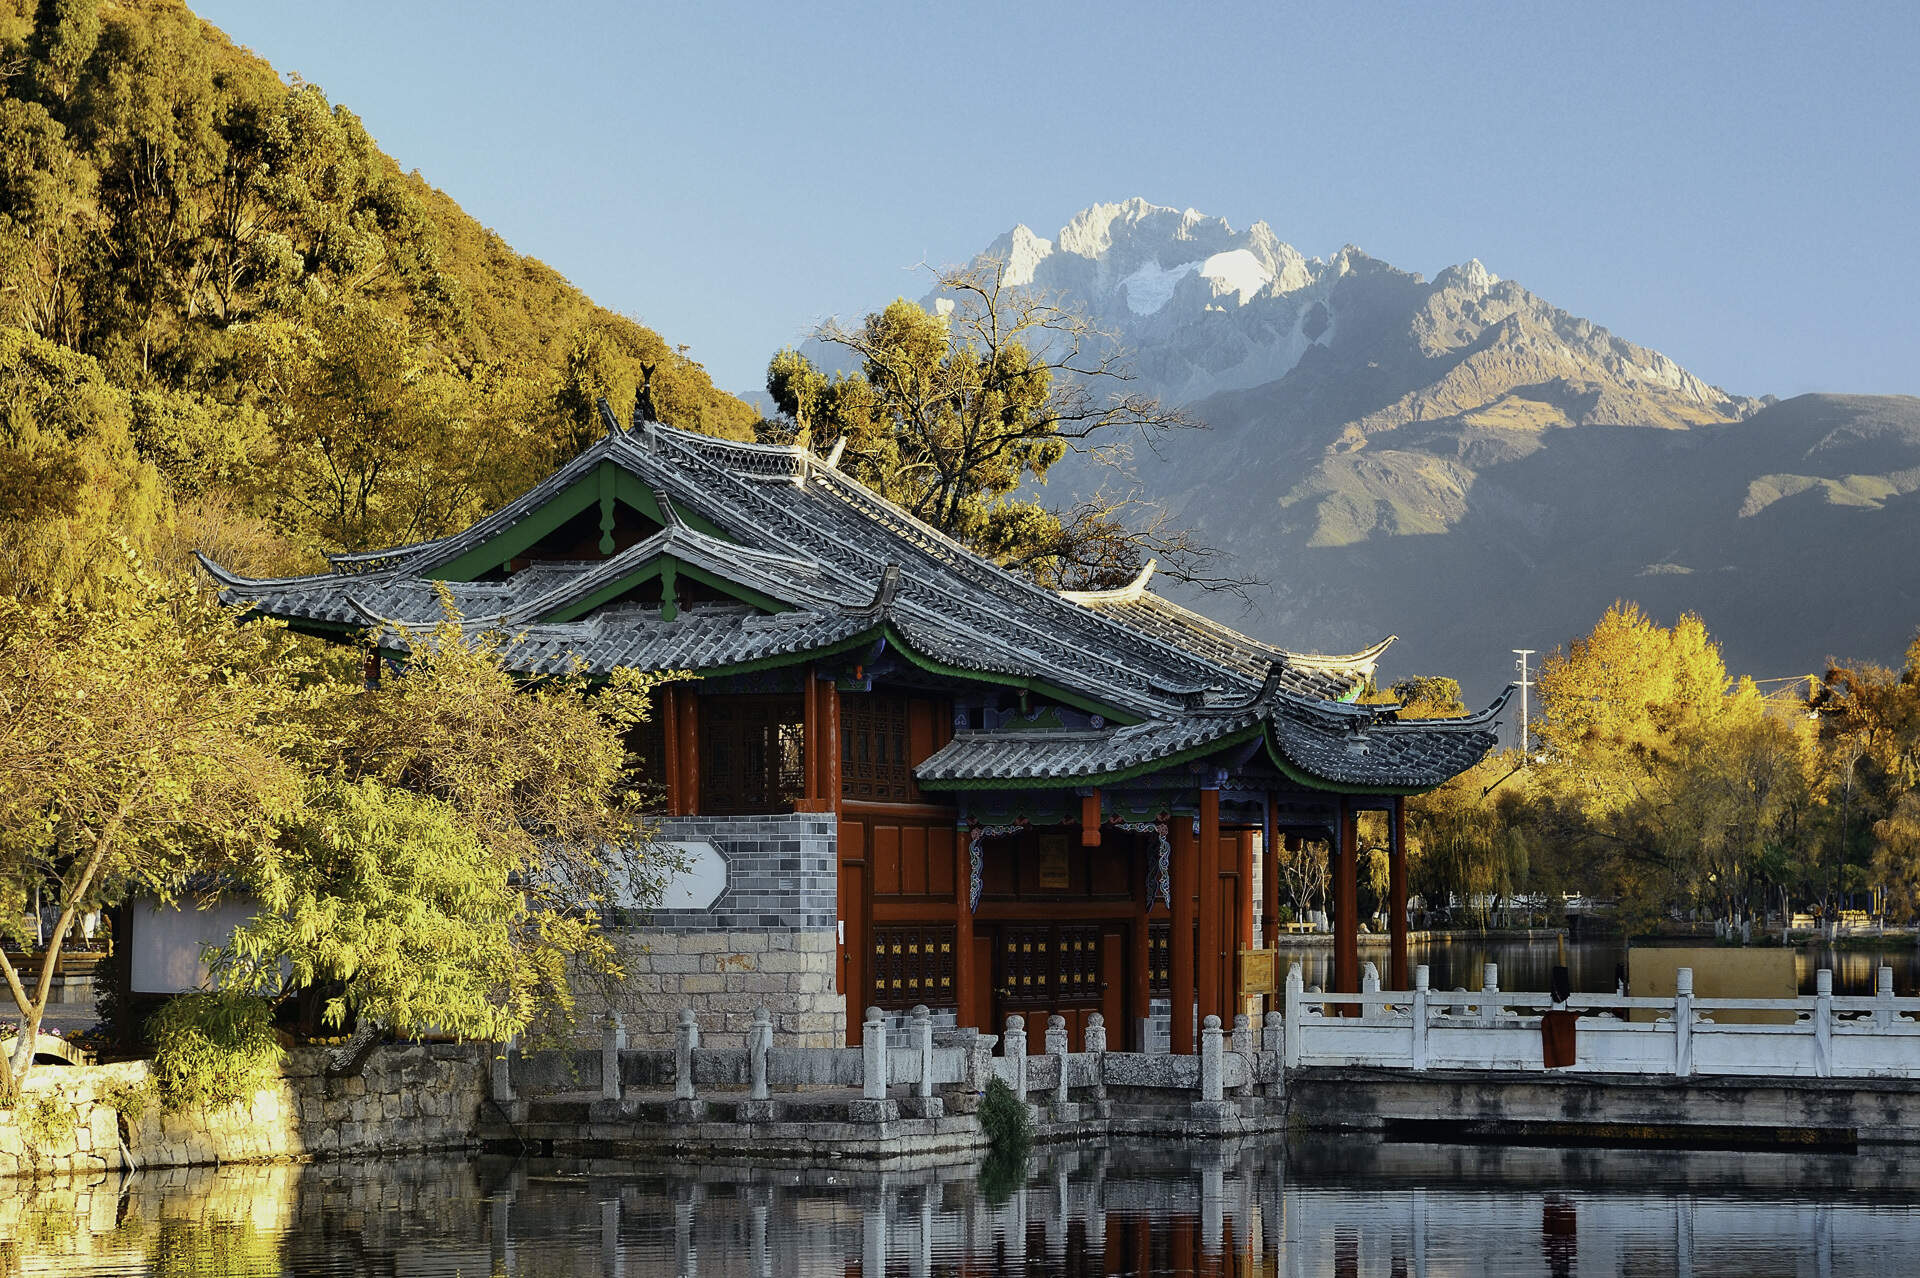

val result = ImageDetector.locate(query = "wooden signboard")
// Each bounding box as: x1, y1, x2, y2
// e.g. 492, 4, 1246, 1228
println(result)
1238, 948, 1277, 997
1036, 833, 1071, 889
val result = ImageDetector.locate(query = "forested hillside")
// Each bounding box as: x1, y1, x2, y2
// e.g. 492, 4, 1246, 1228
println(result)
0, 0, 754, 599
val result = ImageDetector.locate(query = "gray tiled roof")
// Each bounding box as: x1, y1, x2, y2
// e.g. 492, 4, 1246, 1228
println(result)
201, 416, 1505, 792
917, 714, 1261, 786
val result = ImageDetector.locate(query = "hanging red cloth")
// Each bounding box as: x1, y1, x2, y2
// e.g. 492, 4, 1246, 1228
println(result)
1541, 1009, 1579, 1068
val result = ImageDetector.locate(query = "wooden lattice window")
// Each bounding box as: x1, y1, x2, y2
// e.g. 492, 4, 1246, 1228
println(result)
1148, 922, 1171, 996
842, 695, 914, 802
1057, 925, 1102, 1001
699, 695, 804, 815
870, 924, 957, 1009
999, 926, 1052, 1005
998, 925, 1104, 1005
624, 713, 667, 792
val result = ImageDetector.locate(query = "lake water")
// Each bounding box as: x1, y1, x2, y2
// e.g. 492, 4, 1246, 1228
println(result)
1280, 937, 1920, 998
12, 1139, 1919, 1276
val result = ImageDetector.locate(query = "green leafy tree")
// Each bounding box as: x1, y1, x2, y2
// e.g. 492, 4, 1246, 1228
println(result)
1404, 751, 1533, 925
246, 298, 484, 552
0, 323, 168, 601
0, 565, 310, 1096
219, 778, 550, 1042
213, 606, 679, 1041
1389, 676, 1467, 718
1817, 635, 1920, 918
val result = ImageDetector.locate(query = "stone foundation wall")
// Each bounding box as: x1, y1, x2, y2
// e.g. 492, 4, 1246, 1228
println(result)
590, 927, 842, 1048
583, 812, 845, 1048
0, 1042, 485, 1178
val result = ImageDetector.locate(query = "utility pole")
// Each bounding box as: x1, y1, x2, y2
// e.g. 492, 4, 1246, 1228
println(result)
1512, 649, 1536, 755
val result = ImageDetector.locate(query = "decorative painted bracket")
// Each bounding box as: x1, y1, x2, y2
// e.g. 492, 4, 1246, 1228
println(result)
1114, 819, 1173, 908
965, 823, 1023, 912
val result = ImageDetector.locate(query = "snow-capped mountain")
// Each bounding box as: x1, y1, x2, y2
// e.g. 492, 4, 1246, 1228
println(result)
949, 198, 1750, 422
832, 199, 1920, 700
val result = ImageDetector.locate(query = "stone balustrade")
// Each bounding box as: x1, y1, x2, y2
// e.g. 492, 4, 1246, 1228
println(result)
505, 1003, 1284, 1141
1286, 961, 1920, 1079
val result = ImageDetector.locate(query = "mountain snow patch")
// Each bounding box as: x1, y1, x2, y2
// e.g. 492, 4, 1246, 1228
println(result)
1121, 260, 1201, 315
1199, 250, 1273, 304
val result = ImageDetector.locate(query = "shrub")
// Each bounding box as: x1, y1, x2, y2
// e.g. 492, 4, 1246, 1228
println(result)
18, 1092, 75, 1147
102, 1081, 155, 1127
148, 992, 283, 1111
978, 1074, 1031, 1157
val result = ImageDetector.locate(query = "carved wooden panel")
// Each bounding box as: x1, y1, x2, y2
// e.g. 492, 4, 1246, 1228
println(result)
1056, 925, 1103, 1002
870, 923, 957, 1009
700, 695, 804, 814
997, 924, 1105, 1007
842, 694, 915, 802
1147, 922, 1171, 996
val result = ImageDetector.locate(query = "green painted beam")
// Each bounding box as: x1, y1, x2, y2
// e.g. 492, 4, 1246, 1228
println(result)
435, 460, 734, 581
541, 554, 793, 623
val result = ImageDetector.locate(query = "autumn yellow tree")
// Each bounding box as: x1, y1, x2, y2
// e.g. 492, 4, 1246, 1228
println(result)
0, 562, 310, 1096
1528, 602, 1821, 925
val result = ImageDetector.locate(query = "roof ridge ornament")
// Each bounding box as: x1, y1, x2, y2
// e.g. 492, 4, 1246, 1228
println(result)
853, 563, 903, 619
1058, 558, 1156, 606
596, 396, 623, 438
823, 436, 847, 469
653, 488, 683, 528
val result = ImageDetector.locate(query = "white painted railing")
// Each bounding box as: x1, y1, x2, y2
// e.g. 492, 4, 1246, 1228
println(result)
1285, 962, 1920, 1079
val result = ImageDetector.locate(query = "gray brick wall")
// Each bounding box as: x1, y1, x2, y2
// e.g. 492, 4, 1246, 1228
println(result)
636, 813, 837, 932
583, 812, 845, 1048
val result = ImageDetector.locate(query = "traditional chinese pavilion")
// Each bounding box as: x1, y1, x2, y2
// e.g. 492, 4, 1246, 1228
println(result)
200, 409, 1508, 1052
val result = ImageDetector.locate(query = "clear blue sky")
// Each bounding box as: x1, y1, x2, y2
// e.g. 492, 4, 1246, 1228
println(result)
193, 2, 1919, 401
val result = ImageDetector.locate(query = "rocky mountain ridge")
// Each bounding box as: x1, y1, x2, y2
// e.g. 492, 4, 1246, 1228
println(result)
927, 200, 1916, 706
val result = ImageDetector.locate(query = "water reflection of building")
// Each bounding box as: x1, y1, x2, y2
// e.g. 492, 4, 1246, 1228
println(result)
14, 1144, 1918, 1275
478, 1143, 1916, 1278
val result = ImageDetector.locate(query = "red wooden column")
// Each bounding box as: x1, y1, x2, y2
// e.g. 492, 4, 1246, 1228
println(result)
1264, 797, 1282, 947
1130, 831, 1152, 1051
1263, 795, 1284, 1021
799, 668, 844, 813
801, 670, 822, 808
1197, 786, 1223, 1031
953, 829, 975, 1030
673, 686, 701, 814
1389, 794, 1410, 991
661, 685, 684, 816
1334, 796, 1359, 1002
820, 676, 842, 803
1170, 815, 1197, 1054
1236, 829, 1255, 952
